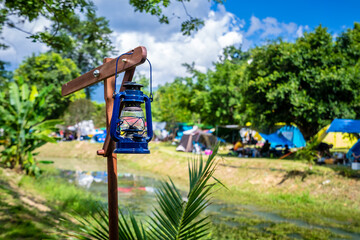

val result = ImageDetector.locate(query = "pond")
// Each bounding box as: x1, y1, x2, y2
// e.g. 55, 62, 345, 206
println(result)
58, 169, 360, 240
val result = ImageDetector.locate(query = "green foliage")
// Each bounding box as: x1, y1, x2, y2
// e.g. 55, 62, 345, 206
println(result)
129, 0, 224, 35
294, 137, 320, 164
72, 146, 222, 240
1, 0, 115, 99
14, 52, 81, 119
243, 25, 360, 139
183, 47, 249, 125
92, 102, 106, 128
152, 78, 196, 124
63, 99, 96, 126
0, 80, 61, 176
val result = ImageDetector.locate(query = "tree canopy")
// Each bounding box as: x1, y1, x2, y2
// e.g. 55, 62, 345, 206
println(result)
151, 24, 360, 140
14, 52, 81, 119
1, 0, 115, 98
244, 24, 360, 139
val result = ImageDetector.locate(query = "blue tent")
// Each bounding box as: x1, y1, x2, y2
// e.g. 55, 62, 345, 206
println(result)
346, 139, 360, 162
278, 126, 306, 148
260, 126, 306, 148
327, 119, 360, 133
259, 132, 294, 148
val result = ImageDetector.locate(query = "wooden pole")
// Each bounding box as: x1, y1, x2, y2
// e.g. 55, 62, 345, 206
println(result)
102, 57, 118, 240
101, 60, 136, 240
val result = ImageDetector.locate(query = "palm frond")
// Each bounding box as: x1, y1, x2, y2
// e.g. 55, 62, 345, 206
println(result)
71, 145, 222, 240
147, 144, 221, 240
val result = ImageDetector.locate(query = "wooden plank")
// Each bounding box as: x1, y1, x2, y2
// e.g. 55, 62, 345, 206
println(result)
61, 46, 147, 96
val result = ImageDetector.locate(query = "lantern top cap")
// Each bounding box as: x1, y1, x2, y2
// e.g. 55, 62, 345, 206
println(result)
124, 82, 143, 90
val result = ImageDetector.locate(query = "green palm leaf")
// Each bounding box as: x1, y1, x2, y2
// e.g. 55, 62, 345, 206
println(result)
71, 145, 222, 240
147, 144, 220, 240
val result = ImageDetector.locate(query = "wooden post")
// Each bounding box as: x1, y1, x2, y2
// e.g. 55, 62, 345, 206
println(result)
61, 46, 147, 240
103, 58, 118, 240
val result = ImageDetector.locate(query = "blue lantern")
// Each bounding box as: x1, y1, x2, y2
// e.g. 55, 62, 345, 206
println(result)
110, 82, 153, 154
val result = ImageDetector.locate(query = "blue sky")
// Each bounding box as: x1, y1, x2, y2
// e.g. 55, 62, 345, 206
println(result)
1, 0, 359, 103
223, 0, 359, 33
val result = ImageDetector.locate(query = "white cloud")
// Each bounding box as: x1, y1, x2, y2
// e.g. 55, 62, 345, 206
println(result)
246, 16, 307, 40
112, 6, 243, 87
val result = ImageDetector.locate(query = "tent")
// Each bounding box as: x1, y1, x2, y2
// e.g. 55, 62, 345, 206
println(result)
215, 125, 241, 143
316, 125, 358, 149
327, 119, 360, 133
259, 126, 306, 148
176, 127, 217, 152
346, 139, 360, 162
175, 123, 193, 140
278, 126, 306, 148
259, 132, 294, 148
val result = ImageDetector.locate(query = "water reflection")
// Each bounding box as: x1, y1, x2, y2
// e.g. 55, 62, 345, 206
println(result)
59, 170, 158, 215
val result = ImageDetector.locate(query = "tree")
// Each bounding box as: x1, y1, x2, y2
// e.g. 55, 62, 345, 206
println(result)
129, 0, 225, 35
1, 0, 115, 98
152, 78, 196, 125
182, 46, 249, 126
243, 25, 360, 139
1, 0, 94, 50
63, 98, 95, 126
52, 8, 115, 98
0, 80, 61, 176
14, 52, 81, 119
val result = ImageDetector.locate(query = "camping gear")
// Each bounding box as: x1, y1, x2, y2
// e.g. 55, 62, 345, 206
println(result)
153, 122, 168, 140
110, 82, 153, 154
176, 127, 217, 152
352, 162, 360, 170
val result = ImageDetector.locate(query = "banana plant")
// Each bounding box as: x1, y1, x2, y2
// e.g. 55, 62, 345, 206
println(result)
0, 79, 62, 176
71, 146, 222, 240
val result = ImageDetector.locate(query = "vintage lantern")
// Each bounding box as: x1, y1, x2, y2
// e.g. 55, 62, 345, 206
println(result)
110, 81, 153, 154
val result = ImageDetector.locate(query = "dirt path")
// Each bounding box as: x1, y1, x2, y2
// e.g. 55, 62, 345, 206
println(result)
0, 168, 70, 239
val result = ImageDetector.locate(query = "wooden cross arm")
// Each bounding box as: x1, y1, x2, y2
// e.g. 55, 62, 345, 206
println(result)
61, 46, 147, 96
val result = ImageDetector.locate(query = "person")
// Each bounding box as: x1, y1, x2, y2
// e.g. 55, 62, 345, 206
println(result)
316, 142, 333, 158
283, 144, 290, 155
352, 152, 360, 162
234, 139, 244, 151
233, 139, 245, 156
260, 140, 271, 157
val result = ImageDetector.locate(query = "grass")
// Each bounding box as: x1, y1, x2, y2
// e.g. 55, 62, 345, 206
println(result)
209, 215, 347, 240
0, 165, 103, 239
36, 141, 360, 236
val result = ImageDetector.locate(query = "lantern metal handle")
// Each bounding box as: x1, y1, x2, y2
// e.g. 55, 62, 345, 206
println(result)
144, 95, 153, 142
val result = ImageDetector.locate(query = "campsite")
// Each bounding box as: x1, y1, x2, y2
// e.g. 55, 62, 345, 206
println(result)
1, 1, 360, 240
